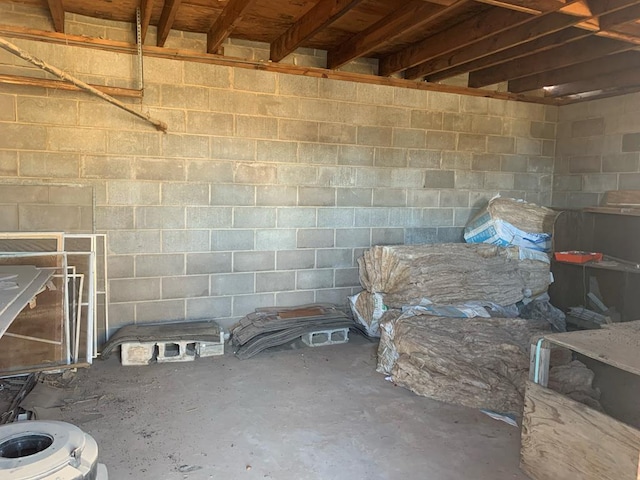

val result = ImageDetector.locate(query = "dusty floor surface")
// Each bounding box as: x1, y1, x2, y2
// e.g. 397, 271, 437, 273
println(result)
54, 338, 529, 480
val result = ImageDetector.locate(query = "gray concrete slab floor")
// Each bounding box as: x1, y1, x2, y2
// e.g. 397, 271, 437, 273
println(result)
56, 339, 529, 480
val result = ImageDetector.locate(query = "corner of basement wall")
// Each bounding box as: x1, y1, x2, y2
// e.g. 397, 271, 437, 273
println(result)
1, 3, 565, 333
553, 92, 640, 209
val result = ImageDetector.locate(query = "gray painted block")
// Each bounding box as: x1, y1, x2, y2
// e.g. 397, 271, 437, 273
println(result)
233, 251, 275, 272
255, 229, 297, 250
211, 230, 254, 251
136, 299, 185, 323
210, 185, 255, 206
211, 273, 255, 295
232, 293, 275, 317
136, 254, 185, 277
317, 208, 354, 227
186, 207, 233, 228
336, 228, 370, 247
187, 252, 232, 274
372, 228, 404, 245
297, 229, 334, 249
276, 249, 316, 270
162, 183, 209, 206
162, 230, 210, 253
256, 271, 296, 292
297, 269, 334, 289
256, 186, 297, 206
354, 208, 389, 227
186, 296, 232, 320
110, 277, 160, 303
316, 248, 354, 268
135, 206, 185, 229
234, 207, 277, 228
162, 275, 210, 299
277, 208, 317, 228
299, 187, 335, 206
405, 228, 438, 244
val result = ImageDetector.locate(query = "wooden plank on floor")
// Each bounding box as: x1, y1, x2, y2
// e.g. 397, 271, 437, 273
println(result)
521, 381, 640, 480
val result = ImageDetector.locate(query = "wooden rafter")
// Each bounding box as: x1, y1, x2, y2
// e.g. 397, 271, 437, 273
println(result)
327, 1, 444, 70
544, 67, 640, 96
156, 0, 181, 47
417, 0, 640, 80
379, 7, 533, 76
407, 11, 582, 80
469, 35, 633, 87
46, 0, 65, 33
428, 29, 589, 82
207, 0, 258, 54
507, 51, 640, 92
270, 0, 364, 63
475, 0, 566, 13
139, 0, 154, 44
600, 3, 640, 29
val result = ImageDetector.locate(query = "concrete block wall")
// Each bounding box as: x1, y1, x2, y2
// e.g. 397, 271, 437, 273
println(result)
554, 92, 640, 208
0, 4, 557, 332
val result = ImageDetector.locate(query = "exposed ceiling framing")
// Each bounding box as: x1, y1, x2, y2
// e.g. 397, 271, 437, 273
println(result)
2, 0, 640, 103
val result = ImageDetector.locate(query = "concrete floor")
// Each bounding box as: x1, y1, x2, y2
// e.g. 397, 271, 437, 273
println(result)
56, 338, 529, 480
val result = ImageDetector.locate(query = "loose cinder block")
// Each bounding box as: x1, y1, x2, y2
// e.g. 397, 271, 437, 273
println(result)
121, 342, 155, 366
301, 328, 349, 347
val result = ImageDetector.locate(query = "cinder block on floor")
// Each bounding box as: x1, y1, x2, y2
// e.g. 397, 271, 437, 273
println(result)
301, 328, 349, 347
121, 342, 155, 366
120, 335, 224, 366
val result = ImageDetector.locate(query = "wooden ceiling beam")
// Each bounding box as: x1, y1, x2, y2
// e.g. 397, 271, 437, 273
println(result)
600, 3, 640, 29
156, 0, 182, 47
419, 0, 640, 81
468, 35, 633, 87
270, 0, 364, 63
407, 11, 581, 80
139, 0, 154, 44
207, 0, 258, 54
544, 66, 640, 96
379, 7, 534, 76
326, 1, 444, 70
46, 0, 65, 33
508, 51, 640, 91
474, 0, 566, 14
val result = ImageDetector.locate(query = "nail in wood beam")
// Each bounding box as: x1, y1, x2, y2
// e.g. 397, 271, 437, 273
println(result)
270, 0, 364, 63
207, 0, 258, 54
0, 36, 167, 132
140, 0, 154, 43
157, 0, 182, 47
46, 0, 65, 33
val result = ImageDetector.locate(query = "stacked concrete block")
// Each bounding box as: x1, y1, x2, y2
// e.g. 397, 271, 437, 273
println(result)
554, 92, 640, 207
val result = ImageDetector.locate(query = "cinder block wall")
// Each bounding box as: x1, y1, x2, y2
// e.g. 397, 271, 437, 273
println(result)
0, 5, 557, 331
554, 93, 640, 208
